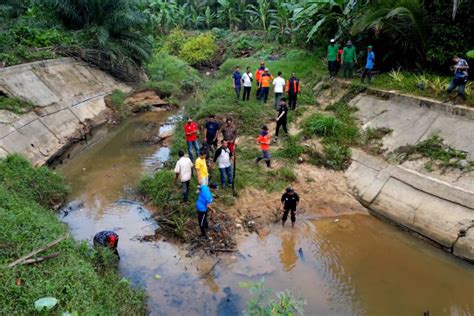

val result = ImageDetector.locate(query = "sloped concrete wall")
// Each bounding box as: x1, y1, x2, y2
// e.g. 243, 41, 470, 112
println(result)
0, 58, 131, 166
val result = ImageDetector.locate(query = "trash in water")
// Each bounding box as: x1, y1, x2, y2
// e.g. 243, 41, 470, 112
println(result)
334, 219, 339, 223
34, 297, 58, 312
154, 274, 161, 279
119, 278, 130, 284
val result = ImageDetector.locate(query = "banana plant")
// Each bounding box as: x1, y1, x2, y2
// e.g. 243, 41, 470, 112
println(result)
246, 0, 275, 31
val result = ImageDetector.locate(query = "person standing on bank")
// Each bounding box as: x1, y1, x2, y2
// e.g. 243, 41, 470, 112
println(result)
447, 55, 469, 102
222, 117, 237, 154
174, 150, 194, 202
256, 125, 271, 168
361, 45, 375, 84
286, 73, 301, 110
259, 68, 273, 104
232, 66, 242, 102
184, 117, 199, 161
327, 39, 338, 78
196, 183, 217, 239
195, 149, 209, 186
204, 114, 221, 152
275, 98, 288, 140
255, 61, 266, 100
281, 187, 299, 228
341, 40, 357, 79
242, 67, 253, 101
273, 71, 286, 111
213, 140, 233, 189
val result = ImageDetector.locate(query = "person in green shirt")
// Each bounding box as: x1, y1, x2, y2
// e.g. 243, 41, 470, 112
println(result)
327, 39, 338, 78
341, 40, 357, 78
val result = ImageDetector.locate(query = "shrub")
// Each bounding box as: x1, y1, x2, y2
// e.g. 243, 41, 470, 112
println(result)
180, 33, 218, 66
302, 114, 342, 138
0, 96, 34, 114
162, 28, 187, 56
323, 143, 351, 170
275, 136, 305, 159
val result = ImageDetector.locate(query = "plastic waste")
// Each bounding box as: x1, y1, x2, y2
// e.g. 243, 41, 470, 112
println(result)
34, 297, 58, 312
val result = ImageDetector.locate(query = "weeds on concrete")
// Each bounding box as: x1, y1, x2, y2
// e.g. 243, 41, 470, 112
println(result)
0, 95, 34, 114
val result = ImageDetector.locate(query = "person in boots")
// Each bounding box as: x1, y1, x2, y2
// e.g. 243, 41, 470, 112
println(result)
256, 125, 271, 168
196, 183, 217, 239
275, 98, 288, 140
281, 187, 299, 228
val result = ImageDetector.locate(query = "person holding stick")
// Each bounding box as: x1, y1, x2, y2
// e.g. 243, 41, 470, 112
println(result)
196, 183, 217, 239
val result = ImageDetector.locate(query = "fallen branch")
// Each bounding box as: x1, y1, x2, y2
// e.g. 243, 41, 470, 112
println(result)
8, 234, 69, 268
206, 248, 237, 253
22, 252, 60, 265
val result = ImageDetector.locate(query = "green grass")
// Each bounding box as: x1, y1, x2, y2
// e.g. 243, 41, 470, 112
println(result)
0, 155, 146, 315
0, 96, 34, 114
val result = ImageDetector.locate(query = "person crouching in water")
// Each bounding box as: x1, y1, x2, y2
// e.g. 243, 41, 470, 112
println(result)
93, 230, 120, 258
196, 183, 217, 239
281, 187, 299, 228
256, 125, 271, 168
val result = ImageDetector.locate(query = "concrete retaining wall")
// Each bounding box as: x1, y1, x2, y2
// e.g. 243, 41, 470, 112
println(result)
0, 58, 131, 166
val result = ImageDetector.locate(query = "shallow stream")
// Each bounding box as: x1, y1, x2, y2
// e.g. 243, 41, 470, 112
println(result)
57, 112, 474, 316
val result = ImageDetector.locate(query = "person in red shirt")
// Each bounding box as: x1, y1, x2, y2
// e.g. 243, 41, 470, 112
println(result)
255, 125, 271, 168
183, 117, 200, 161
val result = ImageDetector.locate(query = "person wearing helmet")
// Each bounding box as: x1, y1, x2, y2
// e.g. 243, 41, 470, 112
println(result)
93, 230, 120, 258
280, 187, 300, 228
327, 38, 338, 78
361, 45, 375, 84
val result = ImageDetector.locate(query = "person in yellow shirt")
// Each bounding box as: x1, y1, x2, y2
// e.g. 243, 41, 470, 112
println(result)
195, 150, 209, 185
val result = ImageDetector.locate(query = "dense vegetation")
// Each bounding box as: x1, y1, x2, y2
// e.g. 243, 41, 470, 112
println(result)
0, 155, 146, 314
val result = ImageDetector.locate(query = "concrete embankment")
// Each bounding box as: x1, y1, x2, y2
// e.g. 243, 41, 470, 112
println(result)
0, 58, 131, 166
346, 92, 474, 261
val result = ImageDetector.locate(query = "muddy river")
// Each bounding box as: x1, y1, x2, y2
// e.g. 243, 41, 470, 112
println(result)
57, 112, 474, 316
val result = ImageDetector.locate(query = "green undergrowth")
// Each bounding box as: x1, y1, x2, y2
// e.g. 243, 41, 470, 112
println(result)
0, 155, 146, 315
390, 135, 474, 171
0, 95, 35, 114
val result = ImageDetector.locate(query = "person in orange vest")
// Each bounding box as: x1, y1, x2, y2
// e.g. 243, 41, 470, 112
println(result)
255, 61, 266, 100
255, 125, 271, 168
285, 73, 301, 110
259, 69, 273, 104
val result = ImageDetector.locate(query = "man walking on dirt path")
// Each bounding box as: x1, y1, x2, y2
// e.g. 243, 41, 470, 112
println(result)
213, 140, 233, 189
184, 117, 200, 161
447, 55, 469, 102
196, 183, 217, 239
342, 40, 357, 79
281, 187, 299, 228
222, 117, 237, 154
195, 149, 209, 186
242, 67, 253, 101
255, 61, 266, 100
327, 39, 338, 78
286, 73, 301, 110
275, 97, 288, 140
256, 125, 271, 168
273, 71, 286, 111
232, 66, 242, 102
361, 45, 375, 84
259, 69, 273, 104
204, 114, 221, 152
93, 230, 120, 258
174, 150, 194, 202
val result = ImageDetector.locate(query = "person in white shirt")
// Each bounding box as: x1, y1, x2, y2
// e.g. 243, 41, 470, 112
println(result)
241, 66, 253, 101
174, 150, 194, 202
272, 71, 286, 111
213, 140, 233, 189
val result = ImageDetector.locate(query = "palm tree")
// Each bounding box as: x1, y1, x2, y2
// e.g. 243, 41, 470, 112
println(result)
351, 0, 427, 60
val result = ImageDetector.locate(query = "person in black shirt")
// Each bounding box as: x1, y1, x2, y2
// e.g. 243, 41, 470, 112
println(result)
275, 98, 288, 139
204, 114, 221, 151
281, 187, 299, 227
93, 230, 120, 258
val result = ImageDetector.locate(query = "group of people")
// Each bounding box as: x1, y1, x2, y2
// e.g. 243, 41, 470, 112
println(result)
232, 62, 302, 110
327, 39, 375, 83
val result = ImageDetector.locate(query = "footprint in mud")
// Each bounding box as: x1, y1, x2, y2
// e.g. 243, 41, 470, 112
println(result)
217, 287, 241, 316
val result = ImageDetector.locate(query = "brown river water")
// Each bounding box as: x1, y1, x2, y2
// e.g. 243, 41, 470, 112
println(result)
56, 112, 474, 316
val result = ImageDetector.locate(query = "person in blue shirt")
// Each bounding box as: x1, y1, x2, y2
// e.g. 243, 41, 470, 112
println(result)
196, 183, 217, 238
447, 55, 469, 101
361, 45, 375, 84
232, 66, 242, 102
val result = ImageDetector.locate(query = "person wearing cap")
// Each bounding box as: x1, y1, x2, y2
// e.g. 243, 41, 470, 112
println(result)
361, 45, 375, 84
255, 61, 266, 100
341, 40, 357, 78
256, 125, 271, 168
232, 66, 242, 102
196, 183, 217, 238
259, 68, 273, 104
195, 150, 209, 186
327, 39, 338, 78
447, 55, 470, 101
272, 71, 286, 110
174, 150, 194, 202
184, 117, 200, 161
285, 72, 301, 110
281, 187, 300, 228
93, 230, 120, 257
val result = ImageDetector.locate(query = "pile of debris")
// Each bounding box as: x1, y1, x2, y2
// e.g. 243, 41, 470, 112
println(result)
124, 90, 171, 113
